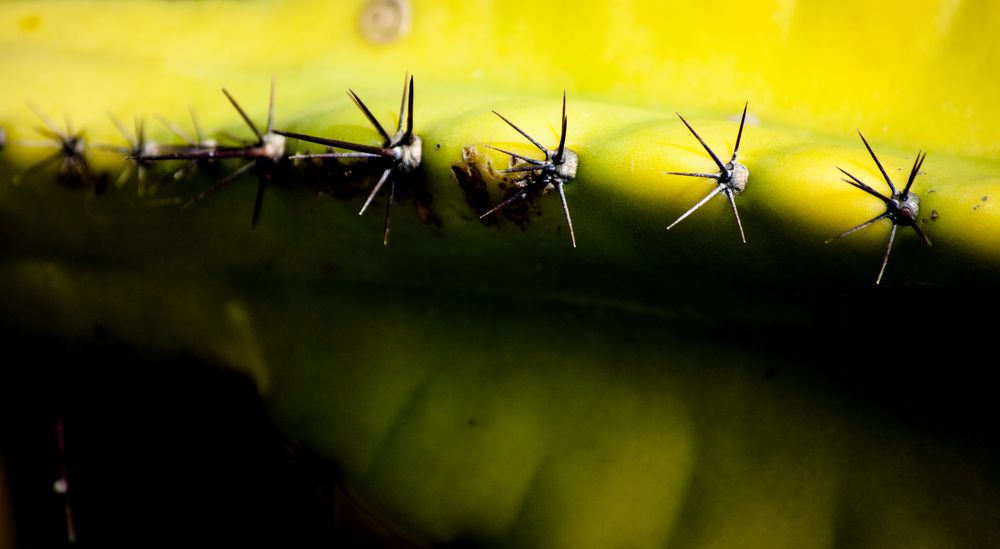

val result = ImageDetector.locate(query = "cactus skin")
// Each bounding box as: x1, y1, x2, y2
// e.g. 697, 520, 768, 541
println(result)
2, 1, 1000, 548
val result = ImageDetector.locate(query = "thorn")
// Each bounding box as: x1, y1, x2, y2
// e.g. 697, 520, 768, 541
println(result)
732, 101, 748, 163
348, 89, 391, 146
222, 88, 264, 143
676, 112, 727, 174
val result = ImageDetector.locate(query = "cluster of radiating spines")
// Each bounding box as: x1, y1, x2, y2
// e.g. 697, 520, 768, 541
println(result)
8, 84, 264, 220
14, 107, 152, 190
659, 104, 931, 284
827, 131, 932, 284
13, 103, 91, 186
274, 74, 419, 246
128, 79, 286, 227
3, 79, 934, 283
663, 102, 750, 243
95, 116, 157, 196
482, 91, 578, 248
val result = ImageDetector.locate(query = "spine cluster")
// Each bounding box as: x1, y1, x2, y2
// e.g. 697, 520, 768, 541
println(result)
2, 75, 931, 283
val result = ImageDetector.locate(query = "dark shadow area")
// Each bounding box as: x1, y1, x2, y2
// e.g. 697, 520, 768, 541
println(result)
0, 330, 409, 548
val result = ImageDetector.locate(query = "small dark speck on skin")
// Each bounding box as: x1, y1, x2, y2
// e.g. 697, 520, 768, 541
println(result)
930, 209, 939, 221
435, 143, 441, 151
982, 196, 989, 202
467, 418, 479, 427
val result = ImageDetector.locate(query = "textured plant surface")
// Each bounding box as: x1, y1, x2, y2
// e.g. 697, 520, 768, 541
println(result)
1, 1, 999, 547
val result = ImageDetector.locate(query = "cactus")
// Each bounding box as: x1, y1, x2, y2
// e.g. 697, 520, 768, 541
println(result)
1, 0, 999, 547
